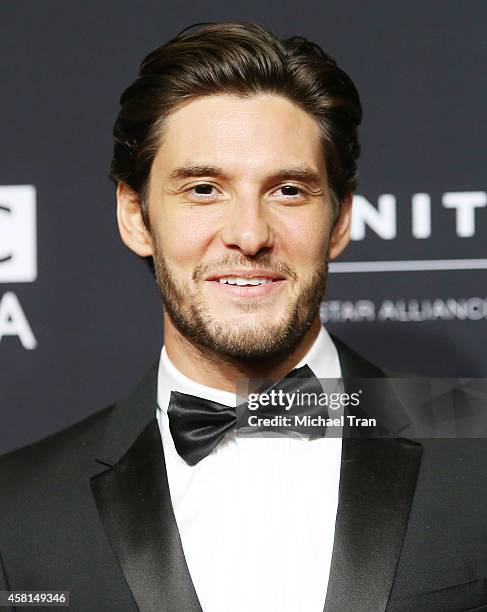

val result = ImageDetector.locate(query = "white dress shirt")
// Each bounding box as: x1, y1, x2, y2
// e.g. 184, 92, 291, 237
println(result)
156, 326, 342, 612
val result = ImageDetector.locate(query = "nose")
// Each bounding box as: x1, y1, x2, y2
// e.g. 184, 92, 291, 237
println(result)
219, 194, 274, 256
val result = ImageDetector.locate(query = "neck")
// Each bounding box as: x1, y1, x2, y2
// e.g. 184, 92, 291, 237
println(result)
163, 315, 322, 393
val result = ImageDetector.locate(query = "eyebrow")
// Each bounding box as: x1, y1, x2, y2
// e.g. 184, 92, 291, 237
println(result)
167, 164, 324, 188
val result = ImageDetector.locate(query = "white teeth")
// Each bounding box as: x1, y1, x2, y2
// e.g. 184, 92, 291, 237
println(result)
242, 278, 261, 286
217, 276, 273, 285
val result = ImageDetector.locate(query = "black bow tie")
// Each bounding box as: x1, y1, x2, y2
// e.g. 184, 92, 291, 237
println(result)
167, 364, 325, 466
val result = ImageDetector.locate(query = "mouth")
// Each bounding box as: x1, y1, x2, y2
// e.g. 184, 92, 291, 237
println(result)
204, 269, 287, 298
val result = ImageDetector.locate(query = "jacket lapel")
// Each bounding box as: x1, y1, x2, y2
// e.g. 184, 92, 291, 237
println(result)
90, 363, 202, 612
324, 337, 424, 611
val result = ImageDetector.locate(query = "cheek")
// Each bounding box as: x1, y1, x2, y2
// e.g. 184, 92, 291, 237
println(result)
281, 214, 331, 267
153, 212, 214, 269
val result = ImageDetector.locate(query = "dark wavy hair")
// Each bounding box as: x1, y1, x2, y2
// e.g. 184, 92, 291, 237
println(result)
110, 21, 362, 226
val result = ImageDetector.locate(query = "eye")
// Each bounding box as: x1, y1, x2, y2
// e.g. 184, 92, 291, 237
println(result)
193, 184, 215, 195
274, 184, 306, 198
185, 183, 221, 201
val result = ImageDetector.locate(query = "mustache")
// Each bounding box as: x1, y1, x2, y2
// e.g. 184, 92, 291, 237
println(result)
192, 253, 298, 282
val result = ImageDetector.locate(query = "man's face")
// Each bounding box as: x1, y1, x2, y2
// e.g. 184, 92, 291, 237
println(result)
140, 94, 349, 359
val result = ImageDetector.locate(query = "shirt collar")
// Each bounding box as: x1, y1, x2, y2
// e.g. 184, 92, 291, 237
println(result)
157, 325, 341, 414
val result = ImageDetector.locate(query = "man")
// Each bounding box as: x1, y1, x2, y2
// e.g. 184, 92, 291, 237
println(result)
1, 21, 487, 612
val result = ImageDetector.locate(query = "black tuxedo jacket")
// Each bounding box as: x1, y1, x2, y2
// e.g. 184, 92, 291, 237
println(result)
1, 337, 487, 611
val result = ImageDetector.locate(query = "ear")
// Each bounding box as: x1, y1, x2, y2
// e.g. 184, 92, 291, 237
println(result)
328, 191, 353, 261
116, 182, 154, 257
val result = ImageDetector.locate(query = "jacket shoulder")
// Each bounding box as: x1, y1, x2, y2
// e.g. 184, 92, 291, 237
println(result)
331, 333, 387, 378
0, 404, 114, 491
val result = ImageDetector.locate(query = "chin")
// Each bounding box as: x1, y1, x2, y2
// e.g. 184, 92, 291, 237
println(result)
196, 316, 306, 361
210, 311, 291, 339
210, 299, 289, 320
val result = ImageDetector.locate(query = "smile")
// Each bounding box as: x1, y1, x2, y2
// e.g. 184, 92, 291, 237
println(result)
217, 277, 273, 286
204, 269, 287, 299
205, 278, 286, 299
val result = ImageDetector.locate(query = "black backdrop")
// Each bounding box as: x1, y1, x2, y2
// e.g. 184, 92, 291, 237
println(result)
1, 0, 486, 454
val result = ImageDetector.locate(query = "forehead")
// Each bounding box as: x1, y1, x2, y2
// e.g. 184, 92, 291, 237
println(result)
151, 94, 325, 179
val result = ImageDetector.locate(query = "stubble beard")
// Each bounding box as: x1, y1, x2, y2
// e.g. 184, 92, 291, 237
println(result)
151, 241, 329, 362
